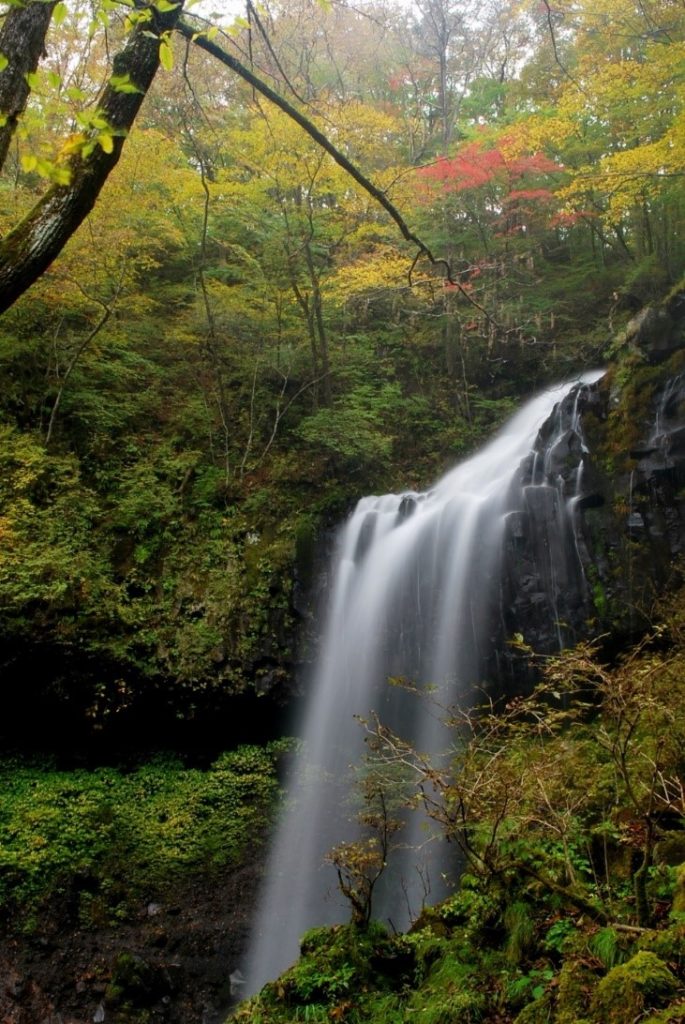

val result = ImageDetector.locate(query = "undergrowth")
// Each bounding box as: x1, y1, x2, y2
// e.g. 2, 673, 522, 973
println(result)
0, 742, 289, 931
233, 597, 685, 1024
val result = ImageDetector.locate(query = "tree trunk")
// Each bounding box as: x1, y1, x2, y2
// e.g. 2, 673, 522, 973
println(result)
0, 2, 183, 316
0, 1, 57, 172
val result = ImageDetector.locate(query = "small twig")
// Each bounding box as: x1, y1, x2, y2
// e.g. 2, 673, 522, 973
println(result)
540, 0, 588, 97
245, 0, 309, 106
240, 360, 260, 480
46, 285, 117, 445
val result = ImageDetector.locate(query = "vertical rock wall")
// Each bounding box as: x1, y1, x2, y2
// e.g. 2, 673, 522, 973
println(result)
496, 311, 684, 690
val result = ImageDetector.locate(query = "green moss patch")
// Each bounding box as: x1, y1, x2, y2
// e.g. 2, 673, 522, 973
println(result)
592, 951, 678, 1024
0, 744, 287, 929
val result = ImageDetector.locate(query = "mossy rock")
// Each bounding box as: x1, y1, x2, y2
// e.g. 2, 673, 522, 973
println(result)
513, 992, 554, 1024
673, 864, 685, 917
555, 959, 597, 1024
654, 833, 685, 867
641, 1004, 685, 1024
105, 952, 159, 1006
411, 989, 486, 1024
638, 922, 685, 966
299, 924, 340, 955
591, 951, 678, 1024
403, 944, 483, 1024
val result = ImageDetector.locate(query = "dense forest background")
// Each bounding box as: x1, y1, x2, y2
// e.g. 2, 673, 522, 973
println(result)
1, 0, 683, 742
0, 0, 683, 1021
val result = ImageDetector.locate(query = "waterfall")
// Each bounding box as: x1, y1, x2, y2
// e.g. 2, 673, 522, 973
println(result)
244, 371, 604, 996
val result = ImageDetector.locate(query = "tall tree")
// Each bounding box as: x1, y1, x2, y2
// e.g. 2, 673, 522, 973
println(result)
0, 0, 183, 315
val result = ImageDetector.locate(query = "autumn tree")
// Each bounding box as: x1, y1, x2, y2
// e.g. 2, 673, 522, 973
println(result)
0, 0, 186, 313
509, 0, 685, 288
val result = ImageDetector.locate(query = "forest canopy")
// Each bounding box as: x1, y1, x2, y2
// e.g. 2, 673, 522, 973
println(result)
0, 0, 683, 313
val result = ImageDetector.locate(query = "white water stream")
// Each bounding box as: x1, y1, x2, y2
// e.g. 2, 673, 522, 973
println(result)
244, 371, 603, 995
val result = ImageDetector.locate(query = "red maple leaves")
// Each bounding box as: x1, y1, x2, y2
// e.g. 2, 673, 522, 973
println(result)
417, 141, 561, 197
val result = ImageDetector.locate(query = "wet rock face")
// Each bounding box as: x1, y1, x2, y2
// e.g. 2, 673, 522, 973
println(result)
494, 357, 685, 691
627, 306, 678, 361
621, 290, 685, 363
493, 378, 604, 687
616, 375, 685, 620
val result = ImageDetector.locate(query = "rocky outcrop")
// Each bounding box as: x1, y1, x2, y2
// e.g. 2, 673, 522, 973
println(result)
495, 310, 685, 688
625, 289, 685, 363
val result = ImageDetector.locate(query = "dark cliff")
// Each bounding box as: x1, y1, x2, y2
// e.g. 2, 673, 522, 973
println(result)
495, 293, 685, 689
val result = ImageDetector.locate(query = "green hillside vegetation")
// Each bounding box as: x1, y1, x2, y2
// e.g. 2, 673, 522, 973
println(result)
0, 743, 287, 932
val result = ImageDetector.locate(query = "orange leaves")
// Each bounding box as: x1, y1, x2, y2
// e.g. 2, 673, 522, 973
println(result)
417, 141, 561, 196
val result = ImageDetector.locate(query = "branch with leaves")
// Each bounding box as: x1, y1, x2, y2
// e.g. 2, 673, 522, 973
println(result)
0, 0, 184, 316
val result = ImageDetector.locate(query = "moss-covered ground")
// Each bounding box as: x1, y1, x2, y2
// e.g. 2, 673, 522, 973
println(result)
0, 744, 288, 932
0, 744, 289, 1023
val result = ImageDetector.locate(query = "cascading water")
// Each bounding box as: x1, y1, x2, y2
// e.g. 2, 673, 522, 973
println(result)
244, 371, 604, 996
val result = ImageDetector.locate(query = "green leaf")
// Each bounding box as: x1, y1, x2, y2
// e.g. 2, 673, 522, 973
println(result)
0, 53, 8, 74
159, 38, 174, 71
25, 71, 41, 90
153, 0, 179, 10
52, 2, 68, 26
36, 157, 54, 177
66, 85, 87, 102
20, 153, 37, 173
50, 165, 72, 185
110, 73, 142, 94
98, 133, 115, 154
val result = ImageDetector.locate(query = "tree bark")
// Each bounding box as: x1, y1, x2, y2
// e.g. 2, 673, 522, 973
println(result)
0, 2, 183, 316
0, 0, 57, 171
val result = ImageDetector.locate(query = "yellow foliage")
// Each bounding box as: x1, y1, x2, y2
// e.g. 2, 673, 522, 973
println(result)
500, 115, 578, 159
324, 244, 428, 306
17, 127, 200, 318
501, 11, 685, 229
